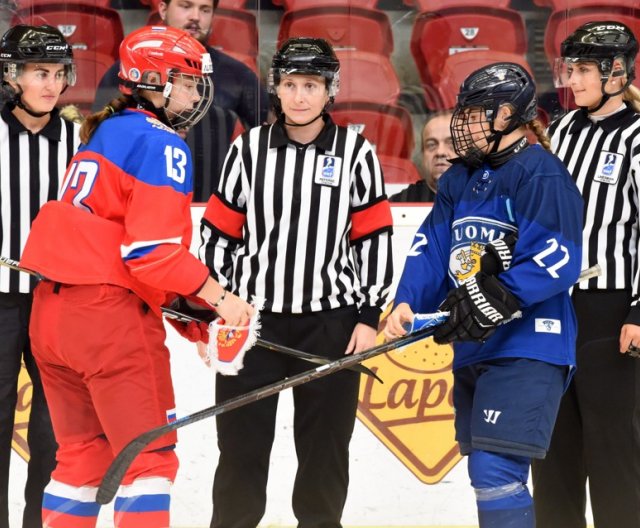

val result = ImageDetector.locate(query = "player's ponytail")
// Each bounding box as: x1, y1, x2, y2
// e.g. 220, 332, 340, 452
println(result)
526, 119, 551, 151
623, 84, 640, 113
79, 95, 133, 144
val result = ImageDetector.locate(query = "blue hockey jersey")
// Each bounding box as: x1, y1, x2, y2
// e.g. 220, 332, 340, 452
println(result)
395, 143, 584, 370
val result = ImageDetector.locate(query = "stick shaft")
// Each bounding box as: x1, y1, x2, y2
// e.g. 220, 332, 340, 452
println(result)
96, 323, 438, 504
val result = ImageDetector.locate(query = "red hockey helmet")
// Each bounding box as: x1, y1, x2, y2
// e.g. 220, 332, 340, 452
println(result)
118, 25, 213, 129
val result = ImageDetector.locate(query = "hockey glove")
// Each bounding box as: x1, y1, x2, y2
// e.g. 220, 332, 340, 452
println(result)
481, 233, 517, 276
166, 318, 210, 344
433, 272, 521, 344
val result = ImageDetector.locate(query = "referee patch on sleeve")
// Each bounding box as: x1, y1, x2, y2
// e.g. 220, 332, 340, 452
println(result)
535, 318, 561, 334
594, 151, 623, 185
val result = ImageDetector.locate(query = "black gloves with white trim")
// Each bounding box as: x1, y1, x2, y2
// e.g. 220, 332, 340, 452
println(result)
480, 232, 517, 276
434, 234, 520, 344
434, 272, 521, 344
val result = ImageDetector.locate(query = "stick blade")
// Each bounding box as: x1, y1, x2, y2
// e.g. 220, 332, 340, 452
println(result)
96, 436, 156, 504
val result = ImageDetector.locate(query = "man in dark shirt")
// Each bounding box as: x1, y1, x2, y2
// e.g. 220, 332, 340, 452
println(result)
93, 0, 268, 200
390, 110, 453, 203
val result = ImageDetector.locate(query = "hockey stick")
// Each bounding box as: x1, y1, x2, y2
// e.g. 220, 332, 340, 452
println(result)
0, 256, 380, 380
96, 263, 604, 503
95, 316, 444, 505
161, 303, 381, 381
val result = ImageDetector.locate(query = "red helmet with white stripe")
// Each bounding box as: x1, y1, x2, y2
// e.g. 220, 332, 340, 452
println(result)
118, 25, 213, 129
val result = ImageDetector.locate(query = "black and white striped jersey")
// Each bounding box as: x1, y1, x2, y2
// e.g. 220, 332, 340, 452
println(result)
200, 117, 393, 324
548, 104, 640, 298
0, 105, 80, 293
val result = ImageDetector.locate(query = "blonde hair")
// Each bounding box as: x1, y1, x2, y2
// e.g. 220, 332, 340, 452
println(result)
623, 83, 640, 113
79, 95, 133, 144
59, 104, 85, 125
526, 118, 551, 151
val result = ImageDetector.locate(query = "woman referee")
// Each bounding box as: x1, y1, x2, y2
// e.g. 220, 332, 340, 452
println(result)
532, 21, 640, 528
200, 37, 393, 528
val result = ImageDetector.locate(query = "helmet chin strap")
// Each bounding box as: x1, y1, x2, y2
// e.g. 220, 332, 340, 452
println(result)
282, 111, 324, 128
584, 71, 631, 114
5, 84, 50, 118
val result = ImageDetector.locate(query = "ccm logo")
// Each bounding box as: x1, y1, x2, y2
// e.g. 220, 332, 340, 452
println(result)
593, 24, 625, 31
46, 45, 67, 51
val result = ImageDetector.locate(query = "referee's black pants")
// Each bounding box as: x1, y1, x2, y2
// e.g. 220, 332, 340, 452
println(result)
0, 292, 57, 528
211, 307, 360, 528
532, 289, 640, 528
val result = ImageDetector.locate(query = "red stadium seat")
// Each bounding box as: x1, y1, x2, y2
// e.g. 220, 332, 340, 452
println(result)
272, 0, 378, 10
12, 3, 124, 61
536, 0, 637, 8
544, 6, 640, 108
378, 155, 421, 197
217, 50, 257, 73
278, 6, 393, 56
410, 6, 527, 110
414, 0, 511, 11
58, 50, 112, 109
334, 50, 401, 105
14, 0, 111, 7
435, 50, 536, 110
209, 7, 258, 58
329, 102, 415, 159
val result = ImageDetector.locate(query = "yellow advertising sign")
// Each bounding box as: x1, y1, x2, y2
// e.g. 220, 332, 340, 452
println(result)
357, 307, 462, 484
12, 364, 31, 462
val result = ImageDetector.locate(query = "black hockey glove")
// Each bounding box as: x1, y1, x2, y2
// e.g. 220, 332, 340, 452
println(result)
434, 272, 521, 344
481, 233, 517, 276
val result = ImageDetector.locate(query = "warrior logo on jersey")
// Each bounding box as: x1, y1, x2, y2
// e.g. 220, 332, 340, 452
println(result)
450, 217, 516, 285
594, 151, 623, 185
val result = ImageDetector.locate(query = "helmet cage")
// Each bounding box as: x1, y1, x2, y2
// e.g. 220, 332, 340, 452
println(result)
451, 62, 537, 167
450, 106, 496, 168
162, 70, 213, 130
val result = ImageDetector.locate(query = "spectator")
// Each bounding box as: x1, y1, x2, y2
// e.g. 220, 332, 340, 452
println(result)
22, 26, 253, 528
0, 25, 80, 528
390, 111, 453, 202
384, 62, 583, 528
532, 21, 640, 528
93, 0, 267, 201
200, 37, 393, 528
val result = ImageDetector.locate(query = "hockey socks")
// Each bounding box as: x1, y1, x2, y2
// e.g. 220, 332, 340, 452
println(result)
114, 477, 171, 528
42, 480, 101, 528
469, 450, 535, 528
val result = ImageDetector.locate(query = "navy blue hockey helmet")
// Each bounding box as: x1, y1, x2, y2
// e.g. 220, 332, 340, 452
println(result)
451, 62, 537, 167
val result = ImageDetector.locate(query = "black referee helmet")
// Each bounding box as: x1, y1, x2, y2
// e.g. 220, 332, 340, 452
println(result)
0, 25, 75, 84
561, 21, 638, 83
268, 37, 340, 117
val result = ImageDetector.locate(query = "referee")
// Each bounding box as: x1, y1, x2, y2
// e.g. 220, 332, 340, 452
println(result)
0, 25, 79, 528
532, 22, 640, 528
200, 38, 393, 528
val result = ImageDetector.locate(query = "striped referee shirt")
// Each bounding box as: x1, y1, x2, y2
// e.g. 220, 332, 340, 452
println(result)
0, 105, 80, 293
549, 103, 640, 301
200, 117, 393, 326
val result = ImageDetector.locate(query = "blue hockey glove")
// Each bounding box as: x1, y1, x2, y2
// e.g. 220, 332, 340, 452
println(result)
481, 233, 517, 276
434, 272, 521, 344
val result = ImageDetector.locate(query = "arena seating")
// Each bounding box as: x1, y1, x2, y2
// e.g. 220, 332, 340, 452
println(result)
278, 5, 393, 56
330, 102, 415, 159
